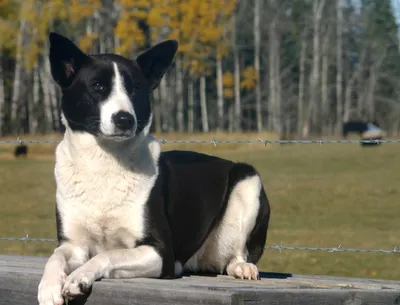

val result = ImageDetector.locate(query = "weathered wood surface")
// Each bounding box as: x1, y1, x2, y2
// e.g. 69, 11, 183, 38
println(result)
1, 255, 399, 305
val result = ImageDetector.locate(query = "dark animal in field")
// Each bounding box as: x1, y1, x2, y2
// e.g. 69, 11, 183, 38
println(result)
343, 120, 384, 146
14, 144, 28, 158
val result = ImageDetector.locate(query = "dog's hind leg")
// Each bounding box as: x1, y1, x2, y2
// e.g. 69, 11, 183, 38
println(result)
184, 164, 270, 280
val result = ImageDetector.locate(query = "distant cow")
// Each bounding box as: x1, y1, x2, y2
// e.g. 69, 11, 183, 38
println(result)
14, 144, 28, 158
343, 120, 384, 146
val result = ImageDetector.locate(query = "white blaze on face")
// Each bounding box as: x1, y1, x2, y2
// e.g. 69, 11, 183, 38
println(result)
100, 62, 136, 136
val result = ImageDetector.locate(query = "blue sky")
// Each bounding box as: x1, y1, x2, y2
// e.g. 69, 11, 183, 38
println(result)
393, 0, 400, 22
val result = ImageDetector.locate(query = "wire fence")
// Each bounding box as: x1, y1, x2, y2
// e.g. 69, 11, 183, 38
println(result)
2, 138, 400, 145
0, 235, 399, 254
1, 137, 399, 257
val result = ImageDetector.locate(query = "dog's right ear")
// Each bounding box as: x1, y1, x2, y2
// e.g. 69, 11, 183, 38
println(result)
49, 32, 89, 88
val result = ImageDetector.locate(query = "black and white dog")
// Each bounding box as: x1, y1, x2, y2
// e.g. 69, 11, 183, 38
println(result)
38, 33, 271, 305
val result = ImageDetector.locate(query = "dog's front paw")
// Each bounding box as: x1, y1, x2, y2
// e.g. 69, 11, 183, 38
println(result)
38, 273, 66, 305
62, 270, 94, 300
227, 262, 259, 280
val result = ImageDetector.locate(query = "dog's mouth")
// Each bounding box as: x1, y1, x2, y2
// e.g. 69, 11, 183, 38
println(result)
100, 132, 135, 142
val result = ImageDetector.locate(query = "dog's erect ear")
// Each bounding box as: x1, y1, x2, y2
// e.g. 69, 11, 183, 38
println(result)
136, 40, 178, 90
49, 32, 89, 88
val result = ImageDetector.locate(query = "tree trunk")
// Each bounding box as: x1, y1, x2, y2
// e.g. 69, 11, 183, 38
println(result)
0, 52, 4, 136
344, 50, 365, 122
30, 63, 40, 134
200, 75, 209, 132
11, 18, 26, 134
307, 0, 326, 134
228, 103, 234, 132
336, 0, 343, 135
366, 67, 377, 121
273, 12, 282, 138
254, 0, 262, 131
48, 65, 59, 131
297, 29, 308, 137
153, 93, 162, 133
40, 64, 54, 133
187, 78, 194, 133
175, 57, 184, 132
216, 57, 224, 131
159, 77, 169, 132
268, 18, 276, 132
321, 25, 330, 135
232, 14, 241, 132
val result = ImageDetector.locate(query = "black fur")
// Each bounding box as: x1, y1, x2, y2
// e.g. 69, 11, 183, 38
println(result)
14, 144, 28, 158
142, 151, 270, 278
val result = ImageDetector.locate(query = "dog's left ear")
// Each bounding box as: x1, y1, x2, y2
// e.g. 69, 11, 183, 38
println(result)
136, 40, 178, 91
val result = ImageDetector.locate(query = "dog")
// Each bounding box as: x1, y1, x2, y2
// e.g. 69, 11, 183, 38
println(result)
14, 144, 28, 158
38, 32, 271, 305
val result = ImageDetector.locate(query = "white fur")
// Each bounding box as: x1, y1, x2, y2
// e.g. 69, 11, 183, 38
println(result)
100, 63, 136, 136
62, 245, 162, 298
38, 117, 161, 304
184, 175, 262, 279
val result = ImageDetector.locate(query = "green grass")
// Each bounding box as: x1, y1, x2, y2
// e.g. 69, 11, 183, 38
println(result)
0, 134, 399, 280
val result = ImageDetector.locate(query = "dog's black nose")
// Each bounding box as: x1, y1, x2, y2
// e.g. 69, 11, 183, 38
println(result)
113, 111, 135, 131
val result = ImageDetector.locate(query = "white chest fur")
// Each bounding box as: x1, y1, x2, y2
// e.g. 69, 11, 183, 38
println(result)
55, 131, 160, 254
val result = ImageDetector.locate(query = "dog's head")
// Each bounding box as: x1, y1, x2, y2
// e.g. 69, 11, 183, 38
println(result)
49, 32, 178, 141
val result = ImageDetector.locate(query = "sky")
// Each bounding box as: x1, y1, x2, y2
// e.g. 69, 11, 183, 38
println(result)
393, 0, 400, 22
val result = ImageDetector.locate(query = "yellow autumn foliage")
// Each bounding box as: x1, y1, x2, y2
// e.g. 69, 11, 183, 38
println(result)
1, 0, 238, 73
241, 66, 258, 90
79, 32, 99, 53
223, 71, 234, 87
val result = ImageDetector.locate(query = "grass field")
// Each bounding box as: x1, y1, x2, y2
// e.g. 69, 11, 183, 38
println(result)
0, 132, 399, 281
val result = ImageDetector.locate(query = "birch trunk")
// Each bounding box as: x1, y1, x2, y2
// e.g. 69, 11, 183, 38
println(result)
268, 19, 276, 132
187, 79, 194, 133
307, 0, 326, 134
30, 64, 40, 134
366, 67, 377, 121
365, 54, 385, 121
228, 103, 234, 132
200, 75, 209, 132
336, 0, 343, 135
297, 29, 307, 137
275, 32, 282, 138
48, 63, 59, 131
0, 52, 4, 136
254, 0, 262, 131
216, 57, 224, 131
11, 18, 26, 133
321, 25, 330, 134
175, 57, 184, 132
153, 92, 161, 133
232, 14, 241, 132
344, 51, 365, 122
40, 64, 53, 133
159, 77, 169, 132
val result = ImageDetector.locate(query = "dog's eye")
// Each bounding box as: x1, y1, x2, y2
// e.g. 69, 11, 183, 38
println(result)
92, 82, 105, 91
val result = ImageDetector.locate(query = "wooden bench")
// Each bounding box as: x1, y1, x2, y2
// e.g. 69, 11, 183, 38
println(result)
1, 255, 399, 304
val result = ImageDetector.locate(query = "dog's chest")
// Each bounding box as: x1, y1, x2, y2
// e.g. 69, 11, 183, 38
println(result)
55, 144, 156, 251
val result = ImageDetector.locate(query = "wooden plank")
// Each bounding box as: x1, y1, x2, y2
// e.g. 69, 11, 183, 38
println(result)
1, 255, 399, 305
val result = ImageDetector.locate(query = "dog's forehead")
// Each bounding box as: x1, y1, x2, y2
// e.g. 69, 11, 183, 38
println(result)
89, 54, 142, 78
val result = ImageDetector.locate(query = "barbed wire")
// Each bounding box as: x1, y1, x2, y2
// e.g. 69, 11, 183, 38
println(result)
1, 235, 399, 254
1, 138, 400, 145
